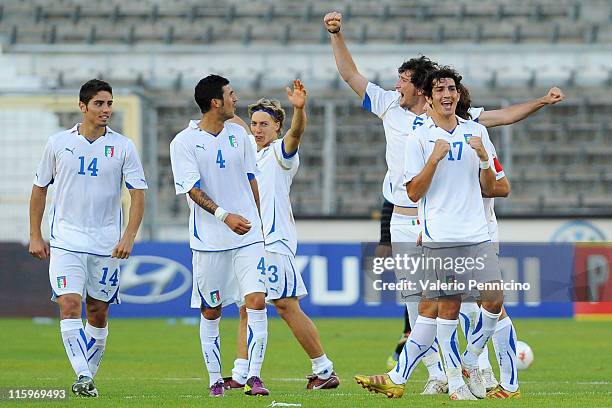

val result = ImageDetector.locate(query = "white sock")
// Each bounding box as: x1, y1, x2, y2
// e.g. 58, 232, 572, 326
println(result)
84, 322, 108, 377
436, 318, 464, 394
478, 343, 493, 370
493, 317, 519, 392
463, 307, 501, 368
311, 354, 334, 379
200, 316, 222, 386
388, 315, 437, 385
460, 303, 494, 370
421, 339, 447, 381
232, 358, 248, 385
246, 308, 268, 379
60, 319, 92, 378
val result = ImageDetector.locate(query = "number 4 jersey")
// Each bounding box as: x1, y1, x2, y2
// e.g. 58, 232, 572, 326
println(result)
170, 121, 263, 252
34, 124, 148, 256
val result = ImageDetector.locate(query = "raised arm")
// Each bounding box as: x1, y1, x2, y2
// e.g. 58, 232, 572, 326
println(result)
112, 188, 145, 259
478, 87, 565, 128
282, 79, 308, 155
406, 140, 450, 202
323, 11, 368, 99
29, 185, 50, 259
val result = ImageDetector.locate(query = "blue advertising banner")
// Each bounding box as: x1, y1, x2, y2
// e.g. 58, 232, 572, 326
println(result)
113, 242, 575, 318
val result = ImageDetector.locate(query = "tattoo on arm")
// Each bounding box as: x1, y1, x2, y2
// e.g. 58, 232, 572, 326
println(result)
188, 187, 218, 215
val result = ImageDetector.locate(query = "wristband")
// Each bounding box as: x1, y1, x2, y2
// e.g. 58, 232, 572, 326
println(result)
479, 160, 490, 169
214, 207, 229, 222
328, 28, 340, 34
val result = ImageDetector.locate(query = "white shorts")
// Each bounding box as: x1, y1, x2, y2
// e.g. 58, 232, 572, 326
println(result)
390, 213, 423, 299
49, 247, 121, 304
264, 251, 308, 302
190, 242, 266, 309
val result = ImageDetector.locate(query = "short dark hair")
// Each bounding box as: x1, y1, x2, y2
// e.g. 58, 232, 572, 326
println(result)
423, 66, 463, 98
79, 79, 112, 105
456, 84, 472, 120
194, 74, 229, 114
397, 56, 438, 91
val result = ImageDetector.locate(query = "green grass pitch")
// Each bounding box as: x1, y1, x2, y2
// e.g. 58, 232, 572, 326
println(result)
1, 317, 611, 407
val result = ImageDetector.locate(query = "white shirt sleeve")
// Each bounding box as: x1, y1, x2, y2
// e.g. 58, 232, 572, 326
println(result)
170, 138, 201, 195
403, 131, 426, 186
123, 140, 148, 190
468, 107, 485, 122
273, 138, 299, 171
363, 82, 399, 118
243, 132, 257, 176
33, 137, 55, 187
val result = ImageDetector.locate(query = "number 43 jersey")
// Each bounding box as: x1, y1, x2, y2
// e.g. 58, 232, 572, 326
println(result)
33, 124, 148, 256
170, 121, 263, 252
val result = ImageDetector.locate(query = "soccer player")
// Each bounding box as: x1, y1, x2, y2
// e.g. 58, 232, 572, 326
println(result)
324, 10, 565, 395
29, 79, 147, 397
355, 67, 503, 400
169, 75, 269, 397
225, 80, 340, 390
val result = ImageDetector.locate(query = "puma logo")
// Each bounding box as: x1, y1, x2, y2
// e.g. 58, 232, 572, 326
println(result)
65, 147, 75, 154
196, 144, 206, 150
175, 181, 184, 189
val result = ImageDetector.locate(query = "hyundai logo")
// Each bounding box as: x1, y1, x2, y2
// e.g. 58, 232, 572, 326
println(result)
120, 256, 191, 304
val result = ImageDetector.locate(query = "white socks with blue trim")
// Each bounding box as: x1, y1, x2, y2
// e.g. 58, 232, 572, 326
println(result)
493, 317, 519, 392
388, 315, 437, 385
459, 302, 493, 370
84, 322, 108, 377
60, 319, 92, 379
463, 307, 501, 369
436, 318, 464, 394
246, 308, 268, 379
200, 316, 221, 386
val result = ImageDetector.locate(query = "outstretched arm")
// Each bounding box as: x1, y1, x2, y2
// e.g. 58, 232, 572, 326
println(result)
323, 11, 368, 99
282, 79, 308, 155
478, 87, 565, 128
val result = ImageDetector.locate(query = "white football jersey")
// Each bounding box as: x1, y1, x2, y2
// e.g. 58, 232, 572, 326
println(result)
170, 121, 263, 251
33, 124, 147, 256
363, 82, 425, 208
403, 116, 496, 245
250, 136, 299, 256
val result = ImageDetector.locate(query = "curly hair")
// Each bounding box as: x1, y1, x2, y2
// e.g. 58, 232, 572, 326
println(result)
247, 98, 286, 135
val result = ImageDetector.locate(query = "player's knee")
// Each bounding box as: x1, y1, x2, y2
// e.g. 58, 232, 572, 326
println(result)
201, 306, 222, 320
244, 292, 266, 310
86, 298, 109, 326
481, 290, 504, 314
418, 299, 438, 318
274, 298, 299, 320
57, 295, 82, 319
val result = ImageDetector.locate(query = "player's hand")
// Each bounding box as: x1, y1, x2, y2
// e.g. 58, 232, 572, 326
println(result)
430, 139, 450, 163
224, 213, 252, 235
468, 136, 489, 161
112, 235, 135, 259
286, 79, 307, 110
323, 11, 342, 33
374, 243, 392, 259
541, 87, 565, 105
29, 237, 50, 260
